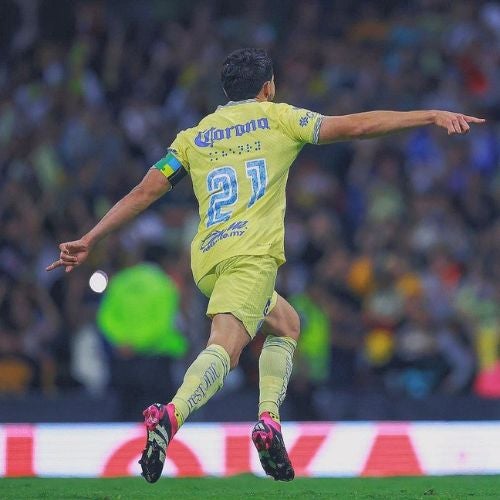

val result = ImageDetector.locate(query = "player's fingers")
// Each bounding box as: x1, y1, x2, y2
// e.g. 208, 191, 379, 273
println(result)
60, 253, 78, 263
65, 266, 74, 273
60, 249, 77, 259
46, 252, 79, 271
59, 242, 83, 254
46, 259, 64, 271
458, 115, 470, 133
447, 120, 460, 134
463, 115, 486, 123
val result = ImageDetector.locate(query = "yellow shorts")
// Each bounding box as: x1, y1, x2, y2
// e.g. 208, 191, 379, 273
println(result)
197, 255, 279, 338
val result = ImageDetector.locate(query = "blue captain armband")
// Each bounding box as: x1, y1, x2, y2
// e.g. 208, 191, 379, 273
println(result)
153, 151, 187, 187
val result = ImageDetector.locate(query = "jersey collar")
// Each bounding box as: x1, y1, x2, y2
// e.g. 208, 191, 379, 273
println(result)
217, 98, 258, 109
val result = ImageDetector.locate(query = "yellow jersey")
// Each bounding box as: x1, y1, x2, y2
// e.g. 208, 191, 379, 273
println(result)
154, 99, 323, 284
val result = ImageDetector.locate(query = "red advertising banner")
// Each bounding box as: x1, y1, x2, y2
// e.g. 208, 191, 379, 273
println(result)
1, 422, 500, 478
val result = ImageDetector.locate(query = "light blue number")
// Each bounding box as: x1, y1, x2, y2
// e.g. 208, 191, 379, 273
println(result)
206, 160, 268, 227
245, 159, 267, 208
206, 167, 238, 227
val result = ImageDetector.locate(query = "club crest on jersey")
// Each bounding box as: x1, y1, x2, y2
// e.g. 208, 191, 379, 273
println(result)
194, 118, 270, 148
200, 220, 248, 252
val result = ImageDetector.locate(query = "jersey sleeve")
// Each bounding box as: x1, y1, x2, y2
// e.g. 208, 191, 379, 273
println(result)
276, 103, 324, 145
153, 131, 190, 187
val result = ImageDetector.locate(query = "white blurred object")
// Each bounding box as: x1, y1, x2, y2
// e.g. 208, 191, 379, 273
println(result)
89, 270, 108, 293
71, 323, 109, 395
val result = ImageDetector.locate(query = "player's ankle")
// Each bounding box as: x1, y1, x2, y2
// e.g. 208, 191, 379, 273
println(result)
166, 402, 180, 436
259, 411, 281, 430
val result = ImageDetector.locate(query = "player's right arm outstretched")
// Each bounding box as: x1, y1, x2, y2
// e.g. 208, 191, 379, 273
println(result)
318, 110, 485, 143
46, 169, 171, 273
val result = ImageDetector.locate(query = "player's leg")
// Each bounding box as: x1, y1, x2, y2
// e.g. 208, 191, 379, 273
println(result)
206, 312, 251, 369
140, 313, 249, 483
168, 312, 249, 426
252, 293, 299, 481
140, 256, 274, 483
259, 293, 300, 421
165, 261, 265, 427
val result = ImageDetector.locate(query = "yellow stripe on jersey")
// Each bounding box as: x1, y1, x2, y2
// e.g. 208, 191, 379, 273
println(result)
162, 99, 323, 283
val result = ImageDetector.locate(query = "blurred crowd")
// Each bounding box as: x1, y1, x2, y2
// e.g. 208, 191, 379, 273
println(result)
0, 0, 499, 419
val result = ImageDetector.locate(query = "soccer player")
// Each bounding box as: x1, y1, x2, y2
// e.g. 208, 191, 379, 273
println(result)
46, 48, 484, 482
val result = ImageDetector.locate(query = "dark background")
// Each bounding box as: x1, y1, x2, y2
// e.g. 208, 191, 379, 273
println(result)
0, 0, 498, 422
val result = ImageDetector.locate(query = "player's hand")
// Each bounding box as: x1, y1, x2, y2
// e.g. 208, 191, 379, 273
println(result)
46, 239, 91, 273
433, 111, 485, 135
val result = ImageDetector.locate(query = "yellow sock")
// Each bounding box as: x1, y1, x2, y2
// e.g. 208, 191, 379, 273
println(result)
171, 344, 230, 427
258, 335, 297, 423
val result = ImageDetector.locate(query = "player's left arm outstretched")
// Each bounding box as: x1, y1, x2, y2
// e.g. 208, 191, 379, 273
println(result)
46, 169, 171, 273
317, 109, 485, 143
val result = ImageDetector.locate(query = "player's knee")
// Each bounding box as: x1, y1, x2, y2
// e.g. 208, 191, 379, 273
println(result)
264, 299, 301, 341
216, 343, 241, 370
287, 307, 300, 342
209, 313, 250, 370
209, 342, 241, 370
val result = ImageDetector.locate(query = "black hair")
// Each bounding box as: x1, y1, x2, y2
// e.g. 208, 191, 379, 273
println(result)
221, 48, 273, 101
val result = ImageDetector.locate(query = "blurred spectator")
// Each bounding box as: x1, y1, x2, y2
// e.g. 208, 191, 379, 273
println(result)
0, 0, 498, 420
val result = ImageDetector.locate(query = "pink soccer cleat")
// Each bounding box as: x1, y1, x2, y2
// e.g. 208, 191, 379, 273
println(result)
251, 413, 294, 481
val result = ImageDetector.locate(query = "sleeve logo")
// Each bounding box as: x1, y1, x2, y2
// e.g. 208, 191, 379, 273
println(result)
299, 111, 316, 127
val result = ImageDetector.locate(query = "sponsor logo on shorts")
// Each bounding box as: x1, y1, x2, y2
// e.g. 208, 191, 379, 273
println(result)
256, 298, 272, 331
200, 220, 248, 252
194, 118, 270, 148
263, 298, 272, 316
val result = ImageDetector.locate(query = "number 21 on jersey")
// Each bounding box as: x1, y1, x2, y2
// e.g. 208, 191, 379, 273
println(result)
206, 158, 267, 227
